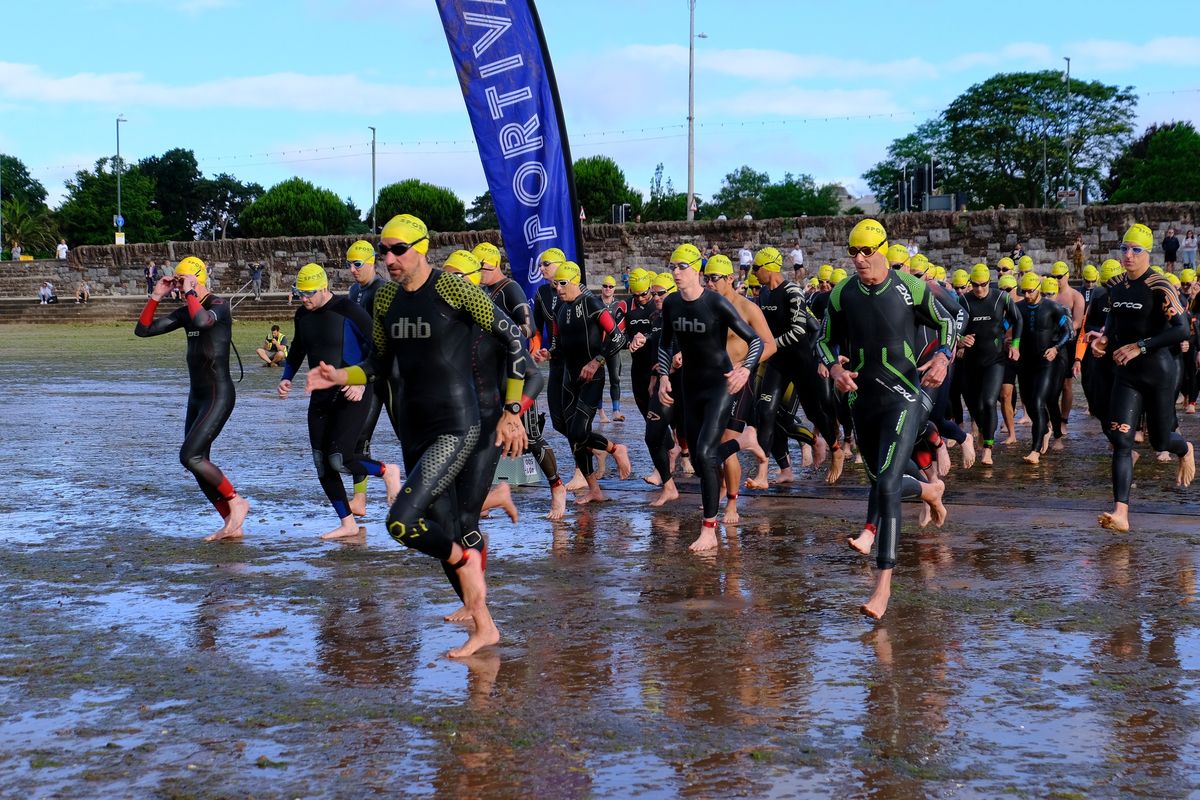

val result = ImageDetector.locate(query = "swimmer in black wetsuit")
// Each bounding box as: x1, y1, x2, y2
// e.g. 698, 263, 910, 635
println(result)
307, 214, 527, 659
819, 220, 954, 620
345, 239, 395, 517
959, 264, 1022, 465
542, 261, 631, 504
475, 241, 568, 521
598, 275, 628, 422
657, 244, 763, 551
279, 263, 401, 540
1013, 273, 1073, 465
1089, 224, 1196, 532
135, 256, 248, 541
634, 273, 681, 494
531, 247, 566, 435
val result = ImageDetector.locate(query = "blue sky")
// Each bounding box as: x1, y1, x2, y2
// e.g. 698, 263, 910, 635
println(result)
2, 0, 1197, 212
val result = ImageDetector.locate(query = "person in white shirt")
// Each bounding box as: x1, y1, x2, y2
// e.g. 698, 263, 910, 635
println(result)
789, 241, 805, 280
738, 244, 753, 278
56, 240, 69, 260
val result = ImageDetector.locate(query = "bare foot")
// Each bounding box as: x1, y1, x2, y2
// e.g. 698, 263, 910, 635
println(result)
444, 605, 471, 622
483, 482, 519, 524
1179, 442, 1196, 488
575, 486, 607, 505
827, 447, 847, 484
383, 464, 402, 506
861, 570, 893, 620
349, 491, 367, 517
1023, 450, 1040, 465
776, 466, 795, 484
743, 476, 768, 490
612, 411, 625, 422
643, 470, 663, 486
1098, 510, 1130, 532
688, 523, 720, 552
447, 553, 500, 658
923, 479, 947, 527
847, 527, 875, 555
801, 443, 814, 468
206, 495, 249, 541
547, 482, 567, 521
680, 455, 695, 476
594, 452, 608, 479
649, 480, 679, 507
813, 436, 828, 467
565, 469, 588, 492
1002, 434, 1018, 445
1157, 450, 1172, 462
722, 499, 740, 525
321, 517, 363, 540
936, 444, 951, 477
917, 502, 932, 528
598, 409, 610, 423
980, 447, 993, 466
1134, 429, 1145, 443
1052, 438, 1065, 452
961, 434, 976, 470
610, 444, 632, 480
1018, 414, 1031, 426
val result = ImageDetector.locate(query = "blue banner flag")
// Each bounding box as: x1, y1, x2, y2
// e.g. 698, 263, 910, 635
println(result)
436, 0, 583, 299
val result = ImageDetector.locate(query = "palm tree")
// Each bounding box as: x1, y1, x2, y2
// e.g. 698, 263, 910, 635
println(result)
2, 197, 59, 257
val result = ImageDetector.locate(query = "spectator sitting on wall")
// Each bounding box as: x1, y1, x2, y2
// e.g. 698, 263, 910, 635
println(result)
38, 281, 57, 304
1010, 242, 1025, 261
75, 280, 90, 304
56, 239, 69, 261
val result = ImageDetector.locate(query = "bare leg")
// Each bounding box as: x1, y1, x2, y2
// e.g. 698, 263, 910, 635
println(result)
321, 514, 363, 540
847, 525, 875, 555
960, 433, 976, 469
383, 464, 402, 506
649, 478, 679, 507
680, 453, 694, 475
812, 435, 828, 467
921, 477, 947, 527
827, 446, 847, 484
205, 495, 249, 542
980, 446, 993, 466
574, 472, 608, 505
861, 568, 894, 620
447, 548, 500, 658
565, 468, 588, 492
689, 520, 720, 552
547, 481, 567, 521
801, 443, 814, 468
1098, 501, 1131, 533
349, 491, 367, 517
722, 494, 740, 525
1000, 385, 1017, 444
609, 443, 632, 480
482, 482, 519, 524
1178, 442, 1196, 488
936, 443, 951, 477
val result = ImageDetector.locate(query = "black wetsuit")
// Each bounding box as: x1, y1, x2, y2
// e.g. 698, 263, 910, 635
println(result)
348, 274, 395, 490
1184, 293, 1200, 406
624, 299, 660, 418
633, 301, 675, 482
551, 289, 625, 476
818, 270, 956, 571
1014, 296, 1073, 453
602, 296, 628, 411
533, 282, 564, 435
284, 295, 384, 520
960, 288, 1022, 447
1080, 283, 1114, 424
657, 289, 763, 519
348, 269, 525, 563
1102, 270, 1190, 504
135, 292, 238, 516
917, 281, 968, 445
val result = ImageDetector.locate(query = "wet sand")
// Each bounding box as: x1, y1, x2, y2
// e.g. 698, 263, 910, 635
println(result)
2, 325, 1199, 798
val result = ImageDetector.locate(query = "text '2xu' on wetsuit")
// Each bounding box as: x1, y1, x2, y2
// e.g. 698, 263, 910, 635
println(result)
818, 270, 956, 571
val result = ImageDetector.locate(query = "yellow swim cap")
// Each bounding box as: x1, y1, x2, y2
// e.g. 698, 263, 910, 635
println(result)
1151, 265, 1164, 275
808, 276, 820, 289
932, 266, 946, 281
817, 264, 834, 281
1166, 272, 1181, 287
704, 254, 734, 276
175, 256, 208, 286
295, 263, 328, 292
951, 269, 970, 288
1082, 264, 1099, 282
554, 261, 581, 284
472, 242, 501, 268
969, 264, 991, 284
753, 246, 784, 272
653, 272, 677, 293
1180, 268, 1197, 283
997, 256, 1015, 270
998, 274, 1018, 290
909, 254, 929, 276
745, 272, 760, 288
670, 243, 702, 269
1018, 255, 1034, 273
629, 274, 652, 294
831, 268, 848, 284
1123, 223, 1153, 251
1051, 261, 1069, 277
886, 244, 911, 266
848, 218, 888, 250
644, 270, 657, 282
346, 240, 375, 264
444, 249, 482, 285
380, 214, 429, 254
1019, 272, 1041, 292
1041, 276, 1059, 295
1101, 259, 1124, 282
538, 247, 566, 266
602, 275, 617, 287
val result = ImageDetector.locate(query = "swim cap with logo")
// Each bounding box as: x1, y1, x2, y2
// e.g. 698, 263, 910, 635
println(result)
951, 269, 970, 288
346, 240, 375, 264
909, 254, 929, 276
472, 242, 501, 267
1041, 276, 1059, 295
753, 246, 784, 272
848, 218, 888, 250
380, 214, 429, 254
629, 273, 652, 293
998, 274, 1018, 290
932, 266, 946, 281
886, 244, 911, 266
1151, 265, 1164, 275
704, 254, 734, 276
1123, 223, 1153, 250
554, 261, 582, 284
808, 276, 820, 289
1019, 272, 1041, 291
1100, 259, 1124, 282
817, 264, 834, 281
1082, 264, 1099, 282
175, 256, 208, 286
296, 263, 328, 292
538, 247, 566, 266
1051, 261, 1069, 277
969, 264, 991, 284
653, 272, 677, 293
444, 250, 482, 285
745, 273, 760, 288
670, 243, 702, 268
997, 257, 1015, 270
602, 275, 617, 287
1018, 255, 1034, 273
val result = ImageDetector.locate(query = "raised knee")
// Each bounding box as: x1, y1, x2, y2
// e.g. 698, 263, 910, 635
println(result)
386, 513, 427, 547
311, 449, 325, 477
327, 451, 347, 474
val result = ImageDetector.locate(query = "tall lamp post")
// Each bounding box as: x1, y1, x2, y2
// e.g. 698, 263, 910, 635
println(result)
368, 126, 377, 233
686, 1, 707, 221
1062, 56, 1072, 200
115, 114, 126, 244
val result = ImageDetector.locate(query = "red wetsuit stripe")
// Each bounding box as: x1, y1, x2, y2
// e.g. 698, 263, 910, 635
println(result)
138, 298, 159, 327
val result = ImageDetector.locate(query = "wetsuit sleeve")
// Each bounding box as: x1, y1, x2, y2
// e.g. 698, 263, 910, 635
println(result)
345, 283, 398, 386
817, 283, 844, 368
910, 274, 957, 355
656, 299, 676, 376
718, 295, 764, 373
774, 282, 809, 349
340, 297, 374, 368
1141, 285, 1188, 351
501, 280, 534, 340
1051, 305, 1073, 350
518, 347, 544, 414
439, 273, 526, 403
1004, 293, 1023, 349
134, 301, 188, 337
587, 294, 626, 360
281, 309, 306, 381
185, 293, 216, 330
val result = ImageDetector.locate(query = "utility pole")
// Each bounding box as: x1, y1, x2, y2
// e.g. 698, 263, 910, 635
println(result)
1063, 56, 1072, 199
116, 114, 126, 243
368, 126, 377, 233
686, 2, 706, 221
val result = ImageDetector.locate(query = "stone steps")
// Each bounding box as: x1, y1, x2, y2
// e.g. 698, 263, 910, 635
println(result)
0, 293, 302, 324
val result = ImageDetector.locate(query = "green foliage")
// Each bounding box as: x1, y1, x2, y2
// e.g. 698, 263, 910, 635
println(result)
842, 205, 865, 216
641, 163, 691, 222
710, 166, 771, 219
55, 157, 165, 245
1, 196, 59, 255
239, 177, 355, 238
760, 173, 841, 218
861, 121, 945, 212
372, 179, 466, 232
1105, 122, 1200, 203
573, 155, 641, 224
195, 173, 263, 240
465, 191, 498, 230
138, 148, 204, 241
0, 154, 48, 208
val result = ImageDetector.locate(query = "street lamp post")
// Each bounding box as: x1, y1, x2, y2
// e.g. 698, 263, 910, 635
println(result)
116, 114, 126, 242
1062, 56, 1072, 200
368, 126, 377, 233
686, 2, 706, 222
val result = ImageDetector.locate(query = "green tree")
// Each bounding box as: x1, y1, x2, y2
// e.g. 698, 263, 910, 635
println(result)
759, 173, 840, 218
239, 177, 354, 238
1105, 122, 1200, 203
195, 173, 263, 240
710, 166, 771, 219
55, 157, 164, 245
573, 155, 641, 224
139, 148, 204, 240
1, 154, 49, 208
465, 190, 498, 230
641, 163, 691, 222
371, 178, 466, 231
1, 196, 59, 256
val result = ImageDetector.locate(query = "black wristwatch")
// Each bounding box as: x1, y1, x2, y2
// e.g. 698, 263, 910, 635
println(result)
504, 401, 522, 415
185, 289, 198, 298
1138, 339, 1148, 355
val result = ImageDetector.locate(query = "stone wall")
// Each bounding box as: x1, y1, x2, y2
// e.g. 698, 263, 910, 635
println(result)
5, 202, 1196, 298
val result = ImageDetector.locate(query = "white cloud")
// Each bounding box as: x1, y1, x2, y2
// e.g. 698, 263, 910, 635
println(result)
0, 62, 462, 113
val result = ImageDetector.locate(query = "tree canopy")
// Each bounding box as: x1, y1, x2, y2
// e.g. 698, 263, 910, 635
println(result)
1, 154, 49, 209
1104, 121, 1200, 204
56, 157, 164, 245
239, 177, 355, 238
139, 148, 205, 241
372, 179, 466, 232
573, 155, 641, 224
641, 163, 691, 222
195, 173, 263, 240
